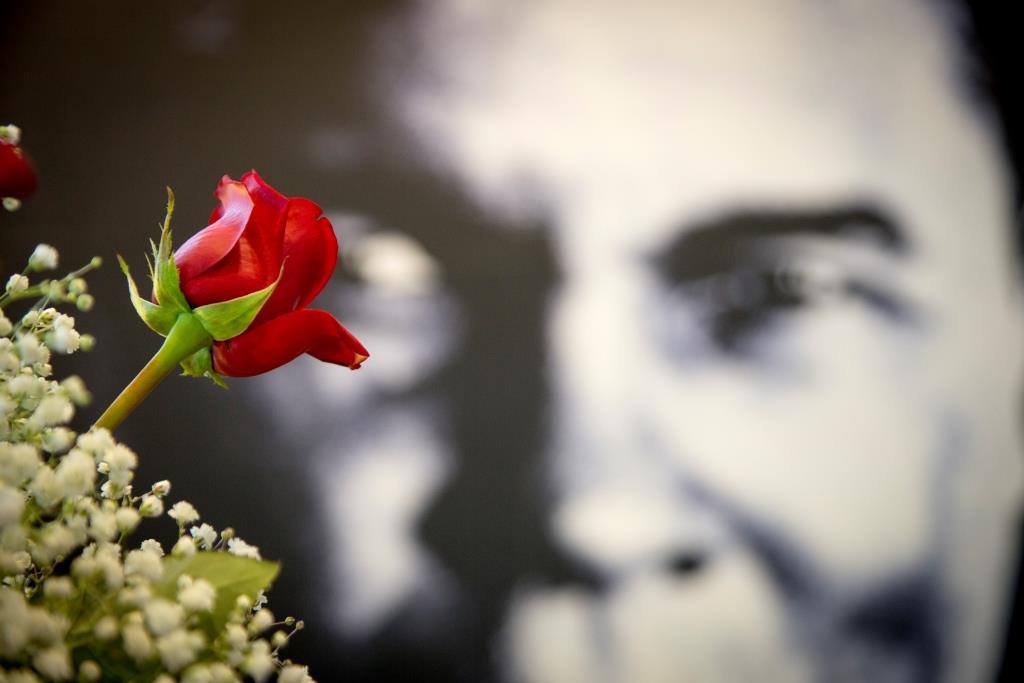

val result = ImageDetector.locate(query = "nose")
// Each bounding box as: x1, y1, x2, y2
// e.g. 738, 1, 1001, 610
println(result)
549, 482, 720, 581
544, 269, 722, 582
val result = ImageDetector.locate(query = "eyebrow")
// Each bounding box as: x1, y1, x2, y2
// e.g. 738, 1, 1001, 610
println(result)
651, 203, 907, 282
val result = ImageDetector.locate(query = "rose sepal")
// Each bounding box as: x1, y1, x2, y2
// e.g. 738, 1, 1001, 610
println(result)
118, 254, 177, 336
151, 188, 191, 315
180, 346, 229, 388
191, 265, 283, 341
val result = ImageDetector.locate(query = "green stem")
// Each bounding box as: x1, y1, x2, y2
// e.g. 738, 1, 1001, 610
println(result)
93, 313, 211, 432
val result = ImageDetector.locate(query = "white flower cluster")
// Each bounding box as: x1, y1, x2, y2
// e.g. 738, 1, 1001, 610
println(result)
0, 247, 314, 682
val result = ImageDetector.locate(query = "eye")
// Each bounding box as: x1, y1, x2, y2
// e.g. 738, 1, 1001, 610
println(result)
685, 259, 843, 351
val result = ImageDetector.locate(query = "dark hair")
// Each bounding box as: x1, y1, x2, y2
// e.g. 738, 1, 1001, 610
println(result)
956, 2, 1023, 250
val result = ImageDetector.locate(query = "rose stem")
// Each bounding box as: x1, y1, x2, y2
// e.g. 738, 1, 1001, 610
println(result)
93, 313, 212, 432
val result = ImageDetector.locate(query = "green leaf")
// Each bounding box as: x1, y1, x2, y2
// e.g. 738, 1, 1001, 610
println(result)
180, 346, 229, 388
118, 255, 177, 336
192, 270, 280, 341
158, 551, 280, 634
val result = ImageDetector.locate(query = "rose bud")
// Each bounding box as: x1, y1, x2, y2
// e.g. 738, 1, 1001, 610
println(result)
173, 171, 368, 376
0, 126, 38, 206
98, 172, 368, 431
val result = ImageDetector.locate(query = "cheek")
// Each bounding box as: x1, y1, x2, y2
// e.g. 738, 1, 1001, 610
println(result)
640, 302, 941, 583
547, 267, 950, 583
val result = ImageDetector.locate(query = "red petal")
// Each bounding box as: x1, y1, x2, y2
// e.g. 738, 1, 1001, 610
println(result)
175, 178, 253, 282
0, 141, 38, 200
253, 197, 338, 324
239, 170, 287, 274
212, 309, 369, 377
179, 171, 290, 307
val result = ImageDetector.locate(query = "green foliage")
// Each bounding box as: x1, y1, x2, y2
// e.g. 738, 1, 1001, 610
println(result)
158, 552, 281, 634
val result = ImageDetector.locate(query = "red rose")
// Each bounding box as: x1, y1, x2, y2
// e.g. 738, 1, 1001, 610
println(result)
0, 136, 38, 201
172, 171, 368, 376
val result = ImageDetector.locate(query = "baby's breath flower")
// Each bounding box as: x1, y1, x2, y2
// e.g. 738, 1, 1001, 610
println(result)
178, 575, 216, 613
144, 599, 185, 637
155, 628, 203, 673
76, 428, 114, 456
206, 662, 238, 683
88, 510, 118, 542
247, 609, 274, 636
122, 622, 154, 662
168, 501, 199, 526
125, 548, 163, 583
54, 448, 94, 498
0, 549, 31, 575
172, 535, 197, 557
43, 314, 79, 354
16, 335, 50, 368
60, 377, 90, 406
241, 639, 274, 683
0, 442, 41, 484
77, 334, 95, 352
227, 538, 260, 560
139, 495, 164, 518
271, 630, 289, 648
36, 524, 76, 564
182, 664, 214, 683
42, 576, 74, 600
28, 244, 59, 272
140, 538, 164, 556
28, 466, 63, 510
151, 479, 171, 497
20, 310, 39, 328
0, 485, 26, 527
190, 523, 217, 550
41, 427, 74, 454
224, 623, 248, 651
6, 274, 29, 294
31, 644, 72, 681
104, 443, 137, 473
28, 394, 73, 431
279, 665, 314, 683
115, 506, 141, 533
78, 660, 101, 682
93, 616, 118, 641
0, 312, 12, 337
118, 584, 153, 609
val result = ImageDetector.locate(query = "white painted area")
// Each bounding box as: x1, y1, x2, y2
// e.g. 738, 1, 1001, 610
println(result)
388, 1, 1024, 682
318, 406, 454, 636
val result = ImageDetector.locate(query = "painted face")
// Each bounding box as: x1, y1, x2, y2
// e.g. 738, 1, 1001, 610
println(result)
395, 0, 1024, 680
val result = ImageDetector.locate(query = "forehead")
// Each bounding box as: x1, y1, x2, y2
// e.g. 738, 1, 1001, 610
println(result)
402, 0, 1011, 276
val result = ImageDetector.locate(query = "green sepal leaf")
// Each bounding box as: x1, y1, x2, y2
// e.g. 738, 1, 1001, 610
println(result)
118, 254, 177, 336
192, 267, 281, 341
158, 551, 280, 634
180, 346, 229, 389
151, 187, 191, 315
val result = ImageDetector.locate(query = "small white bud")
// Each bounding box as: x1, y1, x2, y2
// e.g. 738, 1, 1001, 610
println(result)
80, 660, 102, 682
139, 495, 164, 517
115, 507, 141, 533
28, 244, 59, 271
94, 616, 118, 641
6, 273, 29, 293
171, 535, 197, 557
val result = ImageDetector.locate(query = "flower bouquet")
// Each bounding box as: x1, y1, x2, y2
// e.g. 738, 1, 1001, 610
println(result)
1, 126, 368, 683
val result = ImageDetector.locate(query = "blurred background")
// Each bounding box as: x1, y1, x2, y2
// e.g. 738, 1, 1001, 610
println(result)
2, 1, 1022, 681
